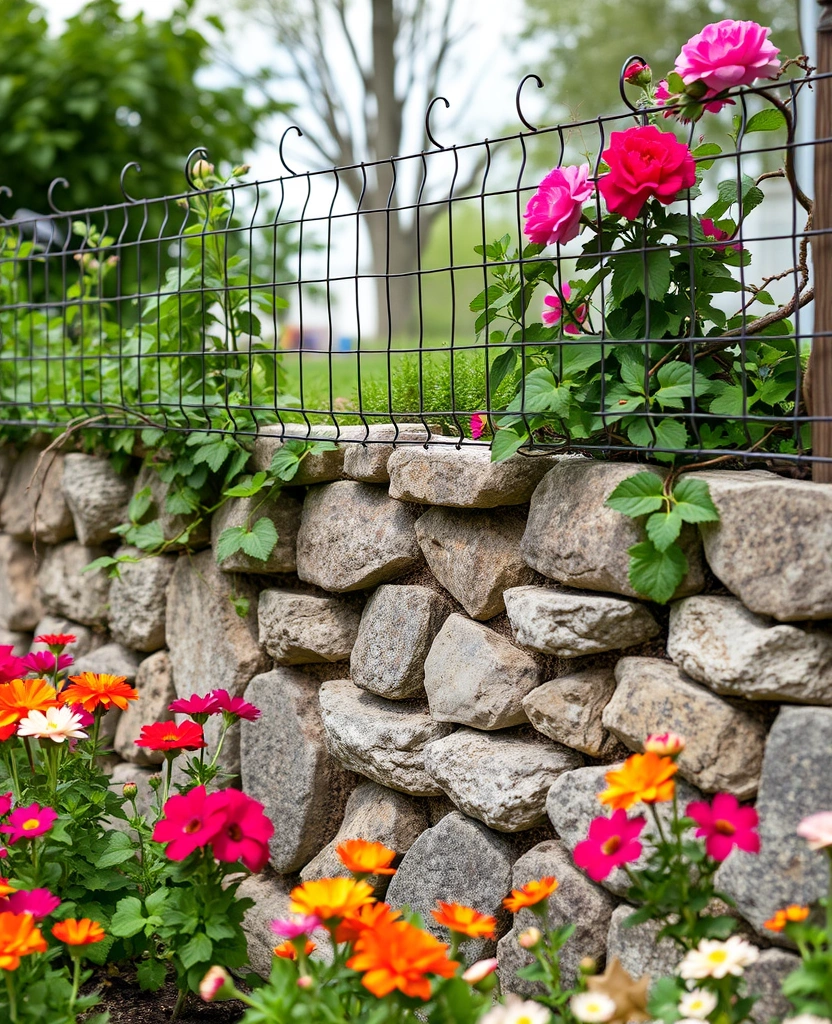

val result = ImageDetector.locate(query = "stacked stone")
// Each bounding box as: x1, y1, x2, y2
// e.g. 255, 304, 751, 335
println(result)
2, 435, 832, 1018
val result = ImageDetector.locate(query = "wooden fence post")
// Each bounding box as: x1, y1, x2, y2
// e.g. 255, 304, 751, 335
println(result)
813, 0, 832, 481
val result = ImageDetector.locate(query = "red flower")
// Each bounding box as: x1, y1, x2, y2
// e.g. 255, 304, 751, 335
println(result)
135, 721, 206, 753
0, 804, 57, 844
209, 788, 273, 872
700, 217, 743, 253
598, 125, 696, 221
33, 634, 76, 649
686, 793, 760, 861
0, 648, 25, 687
573, 810, 646, 882
4, 889, 60, 919
169, 693, 220, 723
21, 652, 73, 675
152, 786, 226, 860
211, 689, 261, 722
0, 795, 12, 818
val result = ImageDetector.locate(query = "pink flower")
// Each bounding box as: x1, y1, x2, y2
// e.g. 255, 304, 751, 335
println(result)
687, 793, 760, 861
644, 732, 686, 757
68, 704, 94, 728
0, 803, 57, 844
4, 888, 60, 919
470, 414, 487, 440
624, 61, 650, 83
169, 693, 220, 723
21, 652, 73, 675
462, 958, 499, 984
542, 283, 587, 335
676, 20, 780, 95
700, 218, 742, 253
797, 811, 832, 851
573, 810, 646, 882
200, 966, 233, 1003
0, 794, 12, 818
152, 786, 226, 861
271, 915, 322, 939
598, 125, 696, 221
211, 689, 261, 722
0, 647, 25, 686
209, 788, 273, 872
523, 165, 593, 246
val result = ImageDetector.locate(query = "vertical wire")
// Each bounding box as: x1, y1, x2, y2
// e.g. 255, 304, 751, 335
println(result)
447, 146, 461, 441
325, 170, 340, 432
415, 152, 430, 440
354, 165, 369, 438
478, 141, 493, 436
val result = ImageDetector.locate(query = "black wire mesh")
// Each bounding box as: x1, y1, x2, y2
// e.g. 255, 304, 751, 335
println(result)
0, 67, 823, 468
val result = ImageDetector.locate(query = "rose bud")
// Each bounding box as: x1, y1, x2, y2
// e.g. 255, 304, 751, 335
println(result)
199, 966, 234, 1002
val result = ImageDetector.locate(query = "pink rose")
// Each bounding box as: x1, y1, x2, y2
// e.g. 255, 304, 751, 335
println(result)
523, 165, 593, 246
700, 218, 742, 253
675, 20, 780, 95
624, 61, 650, 83
470, 413, 487, 440
598, 125, 696, 221
542, 284, 587, 335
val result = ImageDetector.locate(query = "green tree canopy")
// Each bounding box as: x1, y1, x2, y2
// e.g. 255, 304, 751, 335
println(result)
0, 0, 287, 214
522, 0, 800, 124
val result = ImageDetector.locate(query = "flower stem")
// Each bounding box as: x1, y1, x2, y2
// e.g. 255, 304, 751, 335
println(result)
68, 954, 82, 1012
6, 972, 17, 1022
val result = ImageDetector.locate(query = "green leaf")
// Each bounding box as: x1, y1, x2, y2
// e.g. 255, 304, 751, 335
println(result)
137, 958, 167, 992
191, 439, 231, 472
605, 472, 665, 517
215, 526, 246, 564
610, 249, 673, 303
180, 932, 213, 970
489, 347, 518, 398
224, 471, 268, 498
628, 540, 688, 604
648, 975, 684, 1020
109, 897, 147, 938
691, 142, 722, 170
672, 477, 720, 523
229, 594, 250, 618
236, 309, 262, 337
626, 417, 688, 459
469, 284, 503, 312
653, 362, 712, 409
745, 108, 786, 134
645, 508, 683, 552
81, 555, 119, 575
269, 447, 302, 481
128, 486, 153, 524
306, 440, 338, 455
490, 426, 528, 462
125, 520, 167, 551
239, 517, 278, 561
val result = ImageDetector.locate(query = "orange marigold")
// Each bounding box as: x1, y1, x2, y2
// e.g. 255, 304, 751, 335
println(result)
600, 752, 678, 811
289, 877, 375, 923
274, 939, 316, 959
336, 838, 397, 877
0, 678, 59, 722
60, 673, 139, 713
430, 902, 496, 940
347, 917, 458, 1000
763, 904, 811, 932
335, 901, 402, 944
51, 918, 106, 946
0, 910, 47, 970
503, 877, 559, 913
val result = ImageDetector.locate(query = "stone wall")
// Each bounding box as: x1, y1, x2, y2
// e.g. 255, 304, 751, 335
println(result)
3, 440, 832, 1011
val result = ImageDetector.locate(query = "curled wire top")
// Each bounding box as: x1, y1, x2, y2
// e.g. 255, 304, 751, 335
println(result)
424, 96, 450, 150
119, 162, 142, 203
0, 186, 12, 224
619, 54, 649, 112
47, 177, 70, 214
278, 126, 304, 176
184, 147, 210, 191
516, 74, 544, 132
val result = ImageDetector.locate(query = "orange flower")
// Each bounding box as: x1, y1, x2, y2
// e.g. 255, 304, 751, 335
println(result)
0, 910, 47, 970
431, 902, 496, 940
0, 678, 59, 724
335, 902, 402, 944
763, 904, 810, 932
347, 916, 458, 1000
51, 918, 106, 946
60, 674, 139, 713
289, 877, 375, 923
0, 880, 16, 898
274, 939, 316, 959
336, 838, 397, 877
600, 752, 678, 811
503, 877, 559, 913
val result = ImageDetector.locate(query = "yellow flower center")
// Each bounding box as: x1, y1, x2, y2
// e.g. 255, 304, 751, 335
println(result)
517, 1018, 533, 1024
689, 1000, 705, 1011
707, 949, 728, 963
22, 819, 40, 831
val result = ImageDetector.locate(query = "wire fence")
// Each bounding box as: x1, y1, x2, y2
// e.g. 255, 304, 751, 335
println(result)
0, 61, 824, 471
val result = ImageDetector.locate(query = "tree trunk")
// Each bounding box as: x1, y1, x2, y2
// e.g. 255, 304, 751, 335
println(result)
366, 202, 419, 342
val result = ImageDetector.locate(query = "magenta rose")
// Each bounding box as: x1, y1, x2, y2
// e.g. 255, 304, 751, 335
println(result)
675, 19, 780, 95
598, 125, 696, 221
523, 164, 593, 246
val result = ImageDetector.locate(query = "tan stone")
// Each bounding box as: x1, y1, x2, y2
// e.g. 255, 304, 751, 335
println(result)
0, 447, 74, 543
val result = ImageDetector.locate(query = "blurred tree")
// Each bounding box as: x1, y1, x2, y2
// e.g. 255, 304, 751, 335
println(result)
522, 0, 800, 122
0, 0, 287, 213
230, 0, 485, 339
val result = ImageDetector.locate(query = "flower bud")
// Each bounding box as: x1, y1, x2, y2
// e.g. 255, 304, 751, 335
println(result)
193, 159, 214, 179
122, 782, 138, 799
624, 61, 652, 88
517, 927, 542, 949
148, 773, 162, 791
199, 965, 233, 1002
644, 732, 685, 757
578, 955, 598, 976
297, 975, 313, 989
462, 958, 499, 984
232, 164, 251, 177
176, 198, 190, 210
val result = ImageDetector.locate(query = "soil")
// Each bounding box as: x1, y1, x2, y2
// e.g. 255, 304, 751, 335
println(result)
80, 967, 247, 1023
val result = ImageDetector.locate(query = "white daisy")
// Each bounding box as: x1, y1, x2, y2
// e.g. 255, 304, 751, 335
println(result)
678, 989, 718, 1019
678, 936, 759, 980
17, 705, 88, 743
570, 992, 617, 1023
480, 994, 552, 1024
